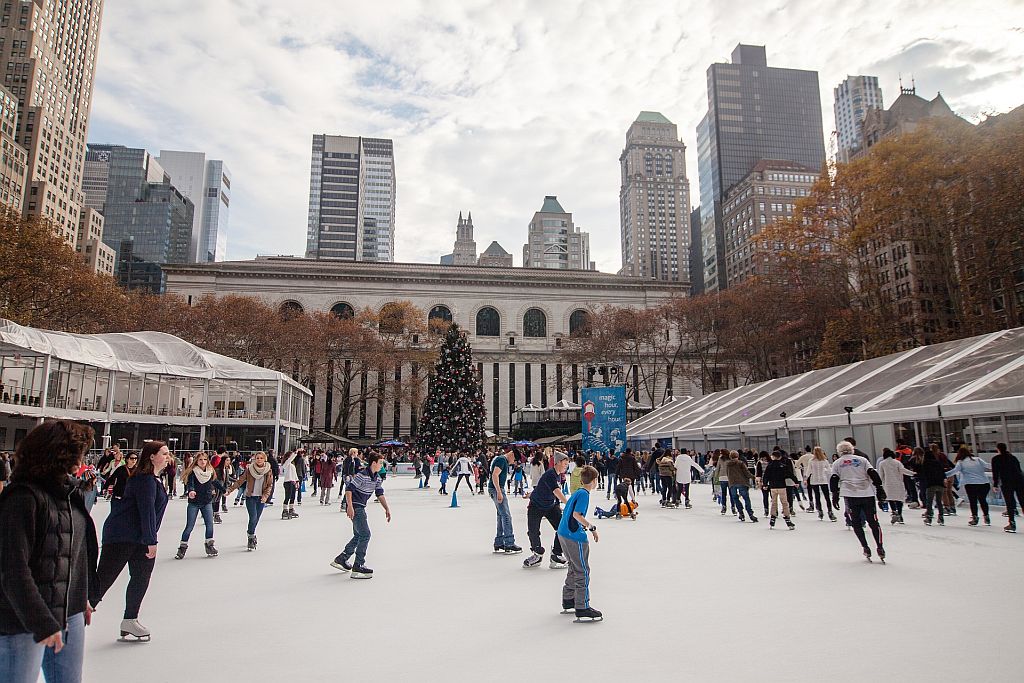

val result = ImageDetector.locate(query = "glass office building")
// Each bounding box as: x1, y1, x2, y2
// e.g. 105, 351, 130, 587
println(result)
696, 44, 826, 292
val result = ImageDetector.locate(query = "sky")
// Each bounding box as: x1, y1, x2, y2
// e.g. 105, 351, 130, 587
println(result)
87, 0, 1024, 273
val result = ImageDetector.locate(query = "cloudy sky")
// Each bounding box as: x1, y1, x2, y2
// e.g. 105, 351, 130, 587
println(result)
87, 1, 1024, 272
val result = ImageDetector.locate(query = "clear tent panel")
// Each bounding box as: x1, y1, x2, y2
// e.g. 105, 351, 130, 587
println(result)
634, 393, 725, 437
957, 364, 1024, 402
800, 339, 969, 419
696, 377, 794, 428
729, 365, 852, 426
669, 383, 768, 432
872, 330, 1024, 410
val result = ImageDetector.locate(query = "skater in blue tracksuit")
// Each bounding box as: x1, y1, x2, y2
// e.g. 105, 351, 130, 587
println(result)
557, 465, 602, 621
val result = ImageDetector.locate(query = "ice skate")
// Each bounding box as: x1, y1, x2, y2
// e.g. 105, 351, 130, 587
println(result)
247, 534, 257, 551
330, 555, 352, 572
522, 553, 542, 568
549, 554, 567, 569
561, 600, 575, 614
503, 545, 523, 555
984, 514, 991, 526
213, 512, 222, 524
738, 512, 746, 522
118, 618, 151, 642
493, 545, 505, 553
351, 564, 374, 579
205, 539, 218, 557
684, 501, 692, 509
890, 513, 898, 525
1006, 521, 1017, 534
288, 507, 299, 518
785, 517, 795, 530
573, 607, 603, 623
937, 517, 945, 526
749, 515, 759, 523
924, 515, 933, 526
720, 507, 726, 515
174, 543, 187, 560
769, 516, 776, 529
281, 508, 290, 520
896, 512, 905, 525
863, 547, 873, 563
968, 516, 979, 527
877, 546, 886, 564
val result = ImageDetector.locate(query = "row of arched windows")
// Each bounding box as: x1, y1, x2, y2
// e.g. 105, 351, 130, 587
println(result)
280, 300, 592, 338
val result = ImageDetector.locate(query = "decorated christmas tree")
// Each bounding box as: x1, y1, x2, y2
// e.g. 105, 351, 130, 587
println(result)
417, 323, 486, 452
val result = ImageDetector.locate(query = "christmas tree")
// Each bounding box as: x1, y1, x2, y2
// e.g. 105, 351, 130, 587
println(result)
417, 323, 486, 452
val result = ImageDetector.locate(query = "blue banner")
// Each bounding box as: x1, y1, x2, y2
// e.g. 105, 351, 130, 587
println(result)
581, 385, 626, 456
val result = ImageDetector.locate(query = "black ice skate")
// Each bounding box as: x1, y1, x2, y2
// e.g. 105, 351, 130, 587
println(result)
573, 607, 603, 623
876, 546, 886, 564
119, 618, 151, 642
769, 516, 777, 529
561, 600, 575, 614
549, 554, 568, 569
863, 547, 873, 563
1006, 521, 1017, 534
174, 543, 187, 560
503, 545, 523, 555
213, 512, 222, 524
247, 534, 257, 551
351, 565, 374, 579
205, 540, 218, 557
785, 517, 795, 530
331, 555, 352, 572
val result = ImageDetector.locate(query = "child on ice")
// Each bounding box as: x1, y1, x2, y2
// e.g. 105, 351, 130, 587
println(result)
439, 467, 450, 495
557, 465, 602, 622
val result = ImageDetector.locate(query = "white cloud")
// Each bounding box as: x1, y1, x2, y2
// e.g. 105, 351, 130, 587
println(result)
88, 0, 1024, 272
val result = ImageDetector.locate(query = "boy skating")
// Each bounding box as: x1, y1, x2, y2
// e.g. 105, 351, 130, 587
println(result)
523, 452, 570, 569
332, 453, 391, 578
557, 465, 602, 622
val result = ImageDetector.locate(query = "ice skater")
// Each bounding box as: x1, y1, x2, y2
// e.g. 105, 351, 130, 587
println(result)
225, 451, 274, 551
673, 448, 703, 508
762, 450, 795, 530
992, 442, 1024, 533
91, 440, 170, 641
829, 441, 886, 563
175, 451, 222, 559
488, 446, 522, 554
522, 451, 569, 569
452, 452, 475, 495
556, 465, 602, 622
331, 453, 391, 579
806, 447, 837, 522
877, 448, 914, 525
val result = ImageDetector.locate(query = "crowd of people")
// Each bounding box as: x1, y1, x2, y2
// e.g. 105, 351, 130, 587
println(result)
1, 418, 1023, 680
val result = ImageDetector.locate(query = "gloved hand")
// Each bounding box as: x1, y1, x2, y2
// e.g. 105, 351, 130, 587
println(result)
875, 487, 887, 503
831, 493, 840, 509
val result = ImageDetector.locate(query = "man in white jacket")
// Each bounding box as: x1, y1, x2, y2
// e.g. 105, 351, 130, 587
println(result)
673, 449, 704, 508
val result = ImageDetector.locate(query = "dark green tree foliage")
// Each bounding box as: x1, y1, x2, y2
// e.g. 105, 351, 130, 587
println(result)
417, 323, 486, 452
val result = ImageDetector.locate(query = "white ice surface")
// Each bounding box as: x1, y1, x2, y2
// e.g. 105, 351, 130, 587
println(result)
82, 478, 1023, 683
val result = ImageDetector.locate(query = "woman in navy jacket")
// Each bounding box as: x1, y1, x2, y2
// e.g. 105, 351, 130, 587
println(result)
89, 440, 169, 642
174, 451, 222, 559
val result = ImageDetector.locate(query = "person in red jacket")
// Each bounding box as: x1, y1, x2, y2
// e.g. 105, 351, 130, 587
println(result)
319, 455, 337, 505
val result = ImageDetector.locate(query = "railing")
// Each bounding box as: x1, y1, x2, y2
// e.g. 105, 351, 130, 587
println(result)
1, 389, 41, 407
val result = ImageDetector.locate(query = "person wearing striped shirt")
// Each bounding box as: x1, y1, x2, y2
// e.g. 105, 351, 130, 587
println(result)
331, 453, 391, 579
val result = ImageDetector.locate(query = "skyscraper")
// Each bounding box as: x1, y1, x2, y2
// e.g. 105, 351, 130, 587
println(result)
84, 144, 194, 293
306, 134, 395, 262
0, 84, 26, 211
522, 196, 594, 271
618, 112, 691, 283
155, 151, 232, 262
695, 44, 826, 292
834, 75, 883, 163
1, 0, 104, 246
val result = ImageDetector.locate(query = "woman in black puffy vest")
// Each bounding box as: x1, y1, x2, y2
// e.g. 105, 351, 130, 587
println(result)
0, 419, 98, 683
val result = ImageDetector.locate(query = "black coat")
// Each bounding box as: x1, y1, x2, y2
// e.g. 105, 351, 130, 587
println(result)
762, 459, 793, 489
0, 479, 98, 641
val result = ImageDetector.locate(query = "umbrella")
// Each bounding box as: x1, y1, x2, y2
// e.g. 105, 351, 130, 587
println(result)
376, 439, 407, 447
510, 440, 538, 447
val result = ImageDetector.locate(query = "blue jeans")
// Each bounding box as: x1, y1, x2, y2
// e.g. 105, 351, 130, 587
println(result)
730, 484, 755, 517
181, 502, 214, 542
719, 481, 735, 510
605, 473, 617, 496
489, 487, 515, 547
341, 507, 371, 566
244, 496, 265, 535
0, 612, 84, 683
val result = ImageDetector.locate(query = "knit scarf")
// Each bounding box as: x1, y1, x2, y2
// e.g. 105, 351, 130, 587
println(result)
191, 466, 214, 484
248, 461, 271, 478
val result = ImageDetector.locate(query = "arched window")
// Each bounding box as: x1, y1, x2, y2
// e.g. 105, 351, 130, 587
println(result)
475, 306, 500, 337
428, 305, 453, 334
379, 303, 405, 334
523, 308, 546, 338
330, 302, 354, 319
279, 301, 304, 320
569, 309, 591, 337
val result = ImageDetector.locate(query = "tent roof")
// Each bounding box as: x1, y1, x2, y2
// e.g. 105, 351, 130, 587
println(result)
298, 430, 359, 446
0, 318, 309, 392
628, 328, 1024, 441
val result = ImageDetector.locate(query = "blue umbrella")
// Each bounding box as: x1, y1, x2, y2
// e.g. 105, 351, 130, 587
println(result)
376, 439, 407, 447
510, 440, 538, 447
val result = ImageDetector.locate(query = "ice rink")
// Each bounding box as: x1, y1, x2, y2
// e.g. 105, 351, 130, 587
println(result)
83, 476, 1022, 683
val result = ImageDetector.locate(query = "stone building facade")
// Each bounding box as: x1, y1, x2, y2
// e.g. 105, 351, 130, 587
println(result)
164, 257, 695, 438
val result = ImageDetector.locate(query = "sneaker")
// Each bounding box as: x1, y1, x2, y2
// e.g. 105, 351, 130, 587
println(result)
351, 565, 374, 579
549, 554, 568, 568
522, 553, 542, 568
503, 545, 523, 555
331, 555, 352, 572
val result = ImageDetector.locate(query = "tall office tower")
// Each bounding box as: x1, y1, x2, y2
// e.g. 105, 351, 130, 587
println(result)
156, 151, 232, 262
84, 144, 194, 293
1, 0, 104, 246
0, 84, 26, 210
834, 75, 883, 163
689, 206, 703, 296
522, 196, 594, 270
305, 134, 395, 261
695, 44, 826, 292
618, 112, 691, 283
440, 211, 477, 265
